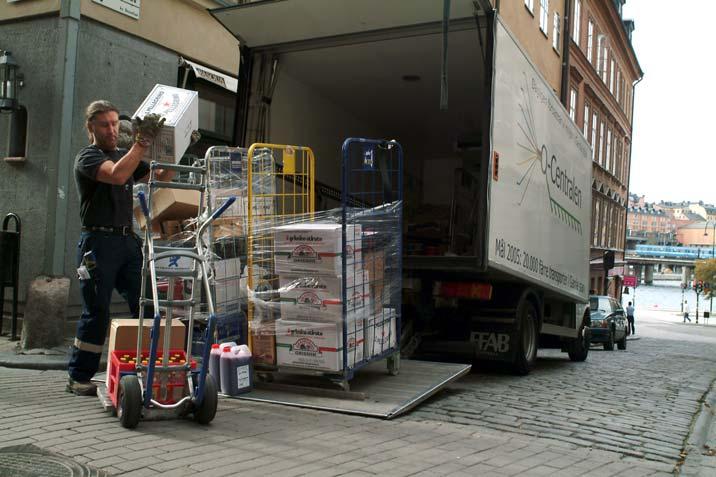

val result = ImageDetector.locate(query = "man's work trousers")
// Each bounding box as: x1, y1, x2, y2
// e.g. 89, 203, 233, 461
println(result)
68, 232, 143, 382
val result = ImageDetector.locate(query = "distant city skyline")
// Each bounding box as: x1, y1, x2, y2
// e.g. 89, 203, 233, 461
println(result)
622, 1, 716, 205
630, 192, 714, 207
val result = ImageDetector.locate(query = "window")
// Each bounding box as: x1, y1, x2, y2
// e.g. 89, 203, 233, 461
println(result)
583, 103, 590, 136
591, 112, 598, 159
601, 44, 609, 83
553, 12, 561, 51
616, 70, 621, 103
593, 200, 601, 246
596, 34, 604, 73
609, 59, 615, 93
540, 0, 549, 34
525, 0, 534, 13
606, 129, 612, 172
587, 20, 594, 62
601, 203, 609, 246
573, 0, 581, 45
597, 121, 606, 167
569, 88, 577, 121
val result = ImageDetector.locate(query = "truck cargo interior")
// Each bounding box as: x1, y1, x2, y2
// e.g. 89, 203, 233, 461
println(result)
243, 25, 491, 263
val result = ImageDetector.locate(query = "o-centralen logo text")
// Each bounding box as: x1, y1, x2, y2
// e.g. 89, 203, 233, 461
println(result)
515, 74, 583, 235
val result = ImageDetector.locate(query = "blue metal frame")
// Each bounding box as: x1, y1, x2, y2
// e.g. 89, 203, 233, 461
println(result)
340, 138, 403, 381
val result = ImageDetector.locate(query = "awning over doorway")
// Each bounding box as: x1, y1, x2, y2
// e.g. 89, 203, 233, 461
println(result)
179, 57, 238, 93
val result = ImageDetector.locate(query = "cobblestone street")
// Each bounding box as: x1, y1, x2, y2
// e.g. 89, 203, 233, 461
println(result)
1, 309, 715, 476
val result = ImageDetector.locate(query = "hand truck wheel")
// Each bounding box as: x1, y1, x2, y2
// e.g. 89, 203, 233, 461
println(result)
118, 375, 142, 429
193, 374, 218, 425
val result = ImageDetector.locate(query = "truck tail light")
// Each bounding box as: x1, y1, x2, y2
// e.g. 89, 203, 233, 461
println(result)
435, 282, 493, 300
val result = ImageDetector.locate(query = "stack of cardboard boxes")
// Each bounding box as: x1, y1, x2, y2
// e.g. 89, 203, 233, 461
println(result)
271, 223, 368, 372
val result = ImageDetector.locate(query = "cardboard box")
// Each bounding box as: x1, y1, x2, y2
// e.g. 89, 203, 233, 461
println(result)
363, 249, 386, 314
106, 318, 186, 379
278, 271, 369, 322
273, 223, 362, 276
134, 188, 200, 230
161, 220, 182, 238
251, 322, 276, 366
276, 318, 364, 372
364, 309, 397, 359
133, 84, 199, 164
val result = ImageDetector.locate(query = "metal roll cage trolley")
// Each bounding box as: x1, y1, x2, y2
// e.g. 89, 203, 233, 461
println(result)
109, 158, 235, 429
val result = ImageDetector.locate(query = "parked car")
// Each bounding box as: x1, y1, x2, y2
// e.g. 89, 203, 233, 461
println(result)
588, 295, 628, 351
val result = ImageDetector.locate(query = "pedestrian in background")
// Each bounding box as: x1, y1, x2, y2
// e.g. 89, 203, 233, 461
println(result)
66, 100, 168, 396
626, 301, 635, 335
683, 300, 691, 323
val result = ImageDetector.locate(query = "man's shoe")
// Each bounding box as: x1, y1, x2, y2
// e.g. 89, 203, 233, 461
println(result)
66, 377, 97, 396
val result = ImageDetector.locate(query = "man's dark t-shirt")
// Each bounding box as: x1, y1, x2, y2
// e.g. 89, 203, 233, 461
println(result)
74, 145, 150, 227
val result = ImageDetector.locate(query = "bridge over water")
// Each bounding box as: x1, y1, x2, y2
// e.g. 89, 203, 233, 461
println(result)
625, 245, 714, 285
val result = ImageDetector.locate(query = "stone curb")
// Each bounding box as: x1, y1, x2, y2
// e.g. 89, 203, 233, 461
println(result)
679, 376, 716, 475
0, 353, 106, 372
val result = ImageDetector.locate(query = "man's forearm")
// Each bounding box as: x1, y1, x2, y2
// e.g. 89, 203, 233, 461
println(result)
111, 143, 148, 183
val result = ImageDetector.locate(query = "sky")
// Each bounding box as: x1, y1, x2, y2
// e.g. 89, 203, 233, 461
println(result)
622, 0, 716, 205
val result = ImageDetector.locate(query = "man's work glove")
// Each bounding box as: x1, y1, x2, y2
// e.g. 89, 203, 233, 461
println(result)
132, 113, 166, 148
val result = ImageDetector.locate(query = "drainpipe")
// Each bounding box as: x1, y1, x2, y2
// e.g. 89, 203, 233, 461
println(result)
560, 0, 572, 107
49, 0, 80, 275
622, 74, 643, 275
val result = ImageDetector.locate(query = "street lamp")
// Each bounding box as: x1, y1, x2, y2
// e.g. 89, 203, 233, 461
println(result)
704, 221, 716, 313
0, 51, 21, 111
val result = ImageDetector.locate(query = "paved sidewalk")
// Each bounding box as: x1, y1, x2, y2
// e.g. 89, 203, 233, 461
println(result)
1, 309, 716, 475
1, 367, 676, 477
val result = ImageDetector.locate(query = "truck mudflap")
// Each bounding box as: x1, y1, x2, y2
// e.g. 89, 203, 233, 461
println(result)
470, 322, 519, 362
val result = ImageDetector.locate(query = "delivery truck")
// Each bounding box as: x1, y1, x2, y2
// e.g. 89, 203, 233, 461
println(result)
212, 0, 592, 374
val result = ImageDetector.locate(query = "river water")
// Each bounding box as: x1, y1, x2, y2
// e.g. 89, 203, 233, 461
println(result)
621, 280, 714, 314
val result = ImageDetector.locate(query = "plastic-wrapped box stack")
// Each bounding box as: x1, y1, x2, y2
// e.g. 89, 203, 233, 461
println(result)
272, 222, 367, 372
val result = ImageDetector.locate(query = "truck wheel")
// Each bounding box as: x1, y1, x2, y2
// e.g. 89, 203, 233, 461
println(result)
567, 318, 590, 362
604, 330, 615, 351
512, 301, 538, 375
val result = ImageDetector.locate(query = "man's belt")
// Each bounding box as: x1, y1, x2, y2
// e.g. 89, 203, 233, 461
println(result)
81, 225, 133, 236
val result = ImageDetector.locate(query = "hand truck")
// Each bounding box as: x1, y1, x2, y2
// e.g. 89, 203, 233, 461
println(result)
111, 159, 235, 429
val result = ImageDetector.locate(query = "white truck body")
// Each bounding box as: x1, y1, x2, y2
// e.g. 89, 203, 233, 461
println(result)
488, 19, 591, 305
212, 1, 592, 367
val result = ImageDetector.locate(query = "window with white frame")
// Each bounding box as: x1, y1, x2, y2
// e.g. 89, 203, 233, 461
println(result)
525, 0, 534, 13
601, 45, 609, 83
569, 88, 577, 121
583, 103, 590, 136
591, 112, 598, 159
609, 59, 615, 93
606, 128, 612, 172
587, 20, 594, 62
601, 202, 609, 246
599, 121, 605, 166
553, 12, 561, 51
573, 0, 581, 45
593, 199, 601, 246
540, 0, 549, 34
596, 35, 604, 76
616, 69, 621, 103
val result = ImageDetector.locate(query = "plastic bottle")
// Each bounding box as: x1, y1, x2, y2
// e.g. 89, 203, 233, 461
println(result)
234, 345, 253, 394
208, 343, 222, 389
219, 346, 236, 395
